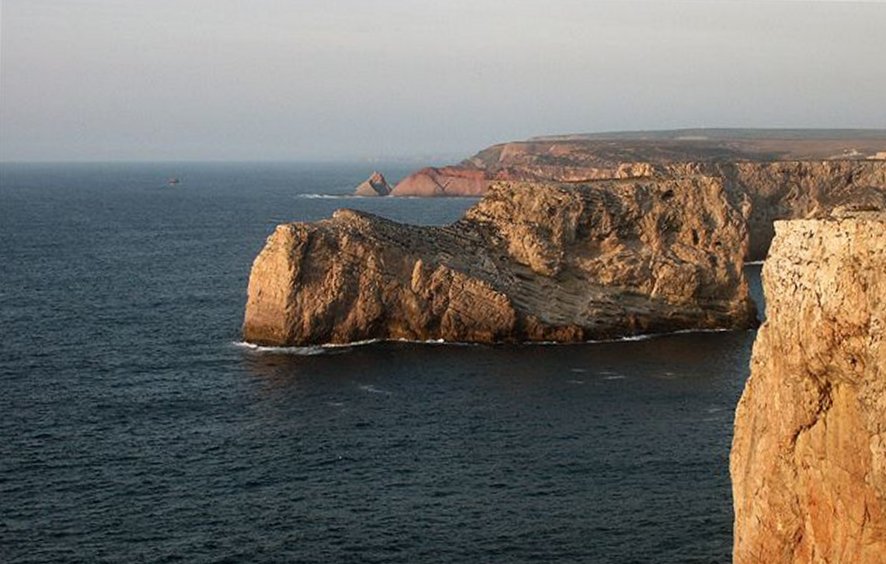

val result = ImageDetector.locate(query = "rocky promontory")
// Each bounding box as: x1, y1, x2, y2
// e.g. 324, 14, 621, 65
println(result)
243, 176, 758, 346
731, 212, 886, 563
385, 130, 886, 259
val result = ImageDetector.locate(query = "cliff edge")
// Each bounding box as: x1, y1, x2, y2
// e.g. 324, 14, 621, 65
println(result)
731, 212, 886, 563
243, 177, 758, 346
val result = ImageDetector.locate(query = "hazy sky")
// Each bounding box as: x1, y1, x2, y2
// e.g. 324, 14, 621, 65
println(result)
1, 0, 885, 161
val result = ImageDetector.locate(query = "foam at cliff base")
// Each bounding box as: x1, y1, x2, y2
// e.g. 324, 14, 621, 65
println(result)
295, 193, 354, 199
233, 328, 740, 355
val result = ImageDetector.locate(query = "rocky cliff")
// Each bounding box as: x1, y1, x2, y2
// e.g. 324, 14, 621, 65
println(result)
389, 136, 886, 260
731, 212, 886, 563
690, 161, 885, 260
243, 177, 758, 346
389, 166, 490, 197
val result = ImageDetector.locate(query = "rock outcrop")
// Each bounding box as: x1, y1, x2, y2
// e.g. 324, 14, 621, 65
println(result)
731, 212, 886, 563
389, 166, 490, 197
389, 134, 886, 260
243, 177, 758, 346
354, 171, 392, 197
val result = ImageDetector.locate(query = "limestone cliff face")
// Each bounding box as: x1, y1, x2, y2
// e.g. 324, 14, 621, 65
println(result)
731, 213, 886, 564
243, 177, 758, 346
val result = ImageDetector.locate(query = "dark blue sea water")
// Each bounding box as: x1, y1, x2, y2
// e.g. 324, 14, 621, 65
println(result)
0, 162, 764, 563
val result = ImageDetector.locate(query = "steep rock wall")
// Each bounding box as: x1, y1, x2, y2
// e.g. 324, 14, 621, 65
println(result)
731, 212, 886, 563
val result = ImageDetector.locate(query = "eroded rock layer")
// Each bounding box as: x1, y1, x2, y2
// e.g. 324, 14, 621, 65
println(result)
731, 213, 886, 564
243, 177, 758, 346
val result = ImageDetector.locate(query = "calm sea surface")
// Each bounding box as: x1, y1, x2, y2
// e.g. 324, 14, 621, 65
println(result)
0, 163, 764, 563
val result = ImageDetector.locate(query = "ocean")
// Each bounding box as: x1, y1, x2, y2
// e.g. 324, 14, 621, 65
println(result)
0, 162, 764, 563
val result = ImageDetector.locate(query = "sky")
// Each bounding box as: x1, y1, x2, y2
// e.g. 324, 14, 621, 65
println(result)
1, 0, 885, 161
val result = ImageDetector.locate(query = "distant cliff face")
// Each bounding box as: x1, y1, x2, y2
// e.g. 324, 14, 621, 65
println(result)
731, 213, 886, 563
390, 138, 886, 260
700, 161, 886, 260
388, 166, 490, 197
243, 177, 758, 346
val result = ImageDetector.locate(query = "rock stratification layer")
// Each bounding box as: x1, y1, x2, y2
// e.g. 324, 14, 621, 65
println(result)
243, 177, 758, 346
731, 213, 886, 563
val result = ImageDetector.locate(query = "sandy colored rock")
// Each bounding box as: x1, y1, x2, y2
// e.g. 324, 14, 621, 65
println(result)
243, 177, 758, 346
391, 132, 886, 259
353, 171, 392, 196
731, 213, 886, 563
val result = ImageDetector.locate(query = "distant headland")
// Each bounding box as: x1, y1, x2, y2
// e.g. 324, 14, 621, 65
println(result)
357, 128, 886, 260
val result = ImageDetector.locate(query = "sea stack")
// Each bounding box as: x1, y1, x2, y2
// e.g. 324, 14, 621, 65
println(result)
354, 171, 392, 196
243, 177, 758, 346
731, 211, 886, 563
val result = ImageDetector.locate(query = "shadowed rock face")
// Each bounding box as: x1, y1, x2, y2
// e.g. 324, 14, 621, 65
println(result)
731, 212, 886, 564
243, 177, 758, 346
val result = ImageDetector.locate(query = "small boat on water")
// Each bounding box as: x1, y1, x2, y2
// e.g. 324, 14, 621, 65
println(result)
167, 177, 181, 186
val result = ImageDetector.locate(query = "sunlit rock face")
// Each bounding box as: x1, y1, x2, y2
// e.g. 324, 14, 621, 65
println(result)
731, 212, 886, 564
243, 177, 757, 346
391, 137, 886, 260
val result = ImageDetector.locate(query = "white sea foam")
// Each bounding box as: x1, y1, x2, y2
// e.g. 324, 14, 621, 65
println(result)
233, 327, 740, 355
232, 341, 329, 355
744, 260, 765, 266
234, 337, 461, 356
359, 384, 391, 395
324, 338, 382, 348
295, 193, 354, 199
603, 375, 626, 380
